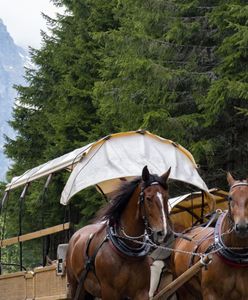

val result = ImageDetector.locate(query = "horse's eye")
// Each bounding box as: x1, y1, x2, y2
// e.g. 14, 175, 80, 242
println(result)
228, 196, 233, 201
146, 197, 152, 202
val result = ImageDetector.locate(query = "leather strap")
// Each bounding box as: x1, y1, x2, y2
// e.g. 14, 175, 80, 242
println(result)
107, 224, 151, 258
214, 212, 248, 267
74, 233, 108, 300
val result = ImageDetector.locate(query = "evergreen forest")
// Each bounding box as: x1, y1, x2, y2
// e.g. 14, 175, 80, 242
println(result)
1, 0, 248, 270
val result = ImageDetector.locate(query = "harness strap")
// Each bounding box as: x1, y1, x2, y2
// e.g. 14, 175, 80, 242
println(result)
107, 224, 151, 258
188, 230, 213, 267
74, 233, 108, 300
214, 212, 248, 267
186, 211, 219, 267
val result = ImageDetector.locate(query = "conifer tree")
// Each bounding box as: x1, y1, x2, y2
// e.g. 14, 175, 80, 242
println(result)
3, 0, 119, 268
198, 1, 248, 185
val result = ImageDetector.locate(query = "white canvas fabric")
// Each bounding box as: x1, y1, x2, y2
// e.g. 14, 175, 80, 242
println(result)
5, 143, 93, 191
60, 131, 209, 205
4, 131, 209, 205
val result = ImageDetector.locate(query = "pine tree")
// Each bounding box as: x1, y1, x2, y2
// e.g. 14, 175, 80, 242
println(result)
3, 0, 119, 269
199, 1, 248, 186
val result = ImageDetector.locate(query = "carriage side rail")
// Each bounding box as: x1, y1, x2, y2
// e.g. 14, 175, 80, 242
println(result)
0, 222, 71, 247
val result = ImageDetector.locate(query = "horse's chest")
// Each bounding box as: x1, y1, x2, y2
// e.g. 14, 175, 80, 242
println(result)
221, 279, 247, 300
204, 266, 248, 299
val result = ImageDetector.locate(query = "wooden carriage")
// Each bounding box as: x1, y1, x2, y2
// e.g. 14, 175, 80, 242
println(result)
0, 131, 228, 299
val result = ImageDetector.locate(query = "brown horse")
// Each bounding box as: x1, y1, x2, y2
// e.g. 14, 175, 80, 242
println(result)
173, 173, 248, 300
66, 166, 172, 300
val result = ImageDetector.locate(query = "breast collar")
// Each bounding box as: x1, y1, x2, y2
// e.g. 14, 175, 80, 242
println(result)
214, 211, 248, 267
107, 223, 151, 259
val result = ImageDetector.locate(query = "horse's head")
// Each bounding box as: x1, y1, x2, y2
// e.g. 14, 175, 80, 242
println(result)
140, 166, 171, 244
227, 172, 248, 238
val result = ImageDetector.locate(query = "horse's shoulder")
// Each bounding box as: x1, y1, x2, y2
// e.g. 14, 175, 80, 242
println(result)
70, 222, 106, 244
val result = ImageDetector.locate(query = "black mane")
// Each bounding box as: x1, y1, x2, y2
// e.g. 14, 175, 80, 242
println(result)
97, 177, 141, 222
96, 173, 167, 223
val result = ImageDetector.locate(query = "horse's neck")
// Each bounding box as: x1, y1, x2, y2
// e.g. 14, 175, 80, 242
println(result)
222, 214, 248, 248
120, 187, 145, 237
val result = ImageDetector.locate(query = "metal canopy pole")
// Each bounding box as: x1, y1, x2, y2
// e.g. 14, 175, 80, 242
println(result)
0, 192, 8, 212
0, 191, 9, 275
201, 190, 204, 222
42, 174, 53, 267
19, 184, 29, 271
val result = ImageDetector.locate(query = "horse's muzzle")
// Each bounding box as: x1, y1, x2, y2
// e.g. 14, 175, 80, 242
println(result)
152, 230, 166, 244
234, 221, 248, 238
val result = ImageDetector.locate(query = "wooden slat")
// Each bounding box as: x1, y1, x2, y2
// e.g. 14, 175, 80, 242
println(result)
0, 223, 71, 247
0, 271, 26, 280
35, 294, 68, 300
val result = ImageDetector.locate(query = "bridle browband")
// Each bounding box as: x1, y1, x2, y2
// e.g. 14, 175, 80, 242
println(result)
214, 181, 248, 267
230, 182, 248, 190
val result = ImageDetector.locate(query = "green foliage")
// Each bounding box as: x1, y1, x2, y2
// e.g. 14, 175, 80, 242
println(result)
2, 0, 248, 269
200, 1, 248, 184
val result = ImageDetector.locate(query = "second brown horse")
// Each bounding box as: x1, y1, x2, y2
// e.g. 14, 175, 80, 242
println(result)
173, 173, 248, 300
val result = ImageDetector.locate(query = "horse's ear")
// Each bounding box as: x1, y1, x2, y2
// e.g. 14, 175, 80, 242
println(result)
142, 166, 150, 182
227, 172, 235, 186
161, 167, 171, 183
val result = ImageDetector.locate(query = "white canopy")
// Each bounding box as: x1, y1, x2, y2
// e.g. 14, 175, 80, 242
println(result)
5, 130, 209, 206
5, 143, 93, 191
60, 131, 209, 205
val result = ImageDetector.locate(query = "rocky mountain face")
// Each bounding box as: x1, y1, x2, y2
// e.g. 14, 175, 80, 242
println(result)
0, 19, 29, 180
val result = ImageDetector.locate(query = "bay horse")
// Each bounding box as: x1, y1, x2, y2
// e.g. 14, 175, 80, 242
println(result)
173, 173, 248, 300
66, 166, 172, 300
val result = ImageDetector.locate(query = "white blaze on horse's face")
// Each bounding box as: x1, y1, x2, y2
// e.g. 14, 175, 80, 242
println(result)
143, 185, 169, 244
157, 192, 167, 237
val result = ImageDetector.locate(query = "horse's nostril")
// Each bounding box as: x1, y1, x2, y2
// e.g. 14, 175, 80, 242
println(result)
157, 231, 164, 237
235, 222, 248, 233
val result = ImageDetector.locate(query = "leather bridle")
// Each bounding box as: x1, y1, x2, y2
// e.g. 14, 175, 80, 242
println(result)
214, 181, 248, 267
227, 182, 248, 224
107, 179, 169, 258
139, 181, 164, 235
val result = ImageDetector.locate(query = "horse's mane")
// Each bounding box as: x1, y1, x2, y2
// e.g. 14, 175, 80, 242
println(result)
95, 177, 141, 222
95, 173, 167, 223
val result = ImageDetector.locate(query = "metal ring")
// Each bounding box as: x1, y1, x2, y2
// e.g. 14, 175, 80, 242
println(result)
216, 208, 222, 214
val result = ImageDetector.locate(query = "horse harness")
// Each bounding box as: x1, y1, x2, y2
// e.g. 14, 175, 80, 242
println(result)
214, 211, 248, 267
74, 178, 166, 300
74, 233, 108, 300
190, 182, 248, 268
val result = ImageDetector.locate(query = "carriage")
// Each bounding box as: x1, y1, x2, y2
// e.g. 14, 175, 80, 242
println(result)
0, 130, 230, 299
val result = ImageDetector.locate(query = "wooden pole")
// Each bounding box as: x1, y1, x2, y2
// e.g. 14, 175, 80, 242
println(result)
153, 255, 212, 300
0, 222, 71, 247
